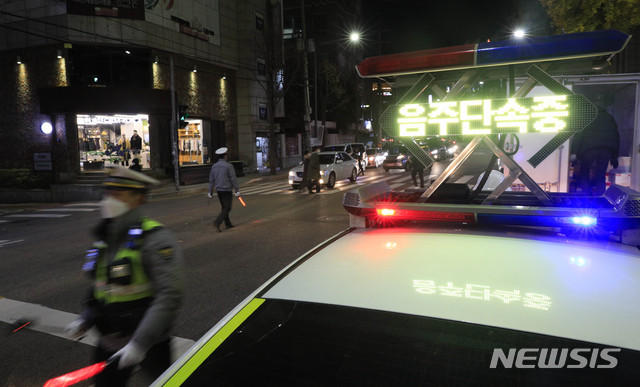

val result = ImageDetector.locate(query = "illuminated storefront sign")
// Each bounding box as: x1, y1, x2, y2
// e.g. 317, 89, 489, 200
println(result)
77, 114, 148, 125
413, 279, 552, 311
393, 95, 597, 138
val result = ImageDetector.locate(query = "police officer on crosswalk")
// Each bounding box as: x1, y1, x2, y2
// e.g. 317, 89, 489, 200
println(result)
207, 147, 240, 232
66, 166, 185, 386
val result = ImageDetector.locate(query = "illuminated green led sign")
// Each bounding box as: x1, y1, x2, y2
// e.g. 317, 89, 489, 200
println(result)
391, 95, 597, 137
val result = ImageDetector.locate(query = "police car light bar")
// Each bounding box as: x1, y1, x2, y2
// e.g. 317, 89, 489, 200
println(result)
356, 30, 631, 77
344, 182, 640, 234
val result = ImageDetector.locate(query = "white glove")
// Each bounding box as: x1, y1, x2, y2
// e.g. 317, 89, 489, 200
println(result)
110, 341, 146, 370
234, 192, 241, 197
64, 319, 88, 340
207, 193, 213, 198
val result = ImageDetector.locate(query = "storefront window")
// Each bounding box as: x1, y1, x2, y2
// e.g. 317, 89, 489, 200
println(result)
77, 114, 150, 171
179, 120, 204, 165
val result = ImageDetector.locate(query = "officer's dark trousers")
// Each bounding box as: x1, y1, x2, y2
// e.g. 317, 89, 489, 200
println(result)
94, 338, 171, 386
412, 168, 424, 188
215, 191, 233, 227
578, 147, 612, 196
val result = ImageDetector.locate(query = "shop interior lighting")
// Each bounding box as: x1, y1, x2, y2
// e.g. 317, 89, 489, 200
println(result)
57, 50, 62, 59
16, 56, 21, 64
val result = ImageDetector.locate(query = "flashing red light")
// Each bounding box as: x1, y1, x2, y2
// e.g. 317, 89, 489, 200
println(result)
376, 207, 475, 223
43, 361, 107, 387
356, 44, 476, 77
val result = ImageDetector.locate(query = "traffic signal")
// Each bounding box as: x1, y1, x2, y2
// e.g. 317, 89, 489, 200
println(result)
178, 105, 189, 128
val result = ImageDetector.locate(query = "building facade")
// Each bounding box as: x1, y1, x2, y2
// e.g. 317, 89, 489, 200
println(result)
0, 0, 284, 188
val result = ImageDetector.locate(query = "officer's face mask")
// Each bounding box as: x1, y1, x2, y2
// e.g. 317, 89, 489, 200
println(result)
100, 195, 130, 219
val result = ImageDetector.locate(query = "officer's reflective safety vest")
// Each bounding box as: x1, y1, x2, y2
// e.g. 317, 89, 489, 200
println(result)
87, 218, 163, 304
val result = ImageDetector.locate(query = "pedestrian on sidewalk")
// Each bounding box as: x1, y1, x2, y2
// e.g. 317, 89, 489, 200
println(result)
65, 166, 185, 386
207, 147, 240, 231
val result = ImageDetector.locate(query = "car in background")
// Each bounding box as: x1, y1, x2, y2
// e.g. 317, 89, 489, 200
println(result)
154, 181, 640, 386
382, 145, 410, 172
323, 143, 367, 172
365, 148, 386, 168
288, 151, 358, 189
421, 137, 457, 161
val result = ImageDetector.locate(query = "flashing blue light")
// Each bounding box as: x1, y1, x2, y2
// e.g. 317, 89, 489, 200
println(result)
128, 228, 143, 236
476, 30, 630, 66
570, 216, 597, 227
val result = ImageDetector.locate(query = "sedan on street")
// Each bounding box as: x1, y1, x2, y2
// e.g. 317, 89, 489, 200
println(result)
288, 151, 359, 189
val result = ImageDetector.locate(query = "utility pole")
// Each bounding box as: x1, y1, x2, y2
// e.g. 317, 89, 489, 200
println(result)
169, 56, 180, 191
300, 0, 312, 149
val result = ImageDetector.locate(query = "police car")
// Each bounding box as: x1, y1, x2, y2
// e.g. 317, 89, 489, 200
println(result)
153, 174, 640, 385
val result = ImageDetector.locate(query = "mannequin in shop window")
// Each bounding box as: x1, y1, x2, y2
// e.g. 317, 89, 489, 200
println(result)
118, 135, 131, 166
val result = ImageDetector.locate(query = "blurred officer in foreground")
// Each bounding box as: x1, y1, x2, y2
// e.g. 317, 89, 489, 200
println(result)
208, 147, 240, 232
572, 94, 620, 196
66, 167, 185, 386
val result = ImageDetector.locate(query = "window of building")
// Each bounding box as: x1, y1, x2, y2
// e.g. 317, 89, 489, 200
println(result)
256, 12, 264, 30
178, 120, 204, 165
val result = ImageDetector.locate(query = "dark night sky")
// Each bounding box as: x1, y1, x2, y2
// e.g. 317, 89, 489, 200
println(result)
361, 0, 553, 56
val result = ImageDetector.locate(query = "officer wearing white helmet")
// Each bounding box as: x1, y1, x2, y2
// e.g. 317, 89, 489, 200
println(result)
65, 166, 185, 386
208, 147, 240, 232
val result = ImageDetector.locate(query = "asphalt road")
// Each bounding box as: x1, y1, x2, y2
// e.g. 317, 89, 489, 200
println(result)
1, 167, 433, 386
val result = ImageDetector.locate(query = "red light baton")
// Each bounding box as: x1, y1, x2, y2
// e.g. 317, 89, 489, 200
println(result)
43, 361, 108, 387
235, 193, 246, 206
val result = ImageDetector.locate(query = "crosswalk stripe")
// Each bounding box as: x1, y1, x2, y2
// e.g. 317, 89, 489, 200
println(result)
240, 181, 288, 193
0, 297, 194, 362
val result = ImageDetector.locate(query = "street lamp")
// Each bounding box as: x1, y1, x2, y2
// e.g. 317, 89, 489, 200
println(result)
349, 32, 360, 44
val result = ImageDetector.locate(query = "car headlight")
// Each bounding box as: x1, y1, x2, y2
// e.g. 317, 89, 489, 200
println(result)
289, 171, 296, 177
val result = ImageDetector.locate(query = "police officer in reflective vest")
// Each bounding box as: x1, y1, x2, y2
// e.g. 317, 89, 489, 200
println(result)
65, 166, 185, 386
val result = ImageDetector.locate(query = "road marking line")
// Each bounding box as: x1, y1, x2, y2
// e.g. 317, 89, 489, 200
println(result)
5, 214, 71, 218
64, 202, 100, 207
0, 240, 25, 247
0, 298, 194, 362
37, 208, 97, 212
